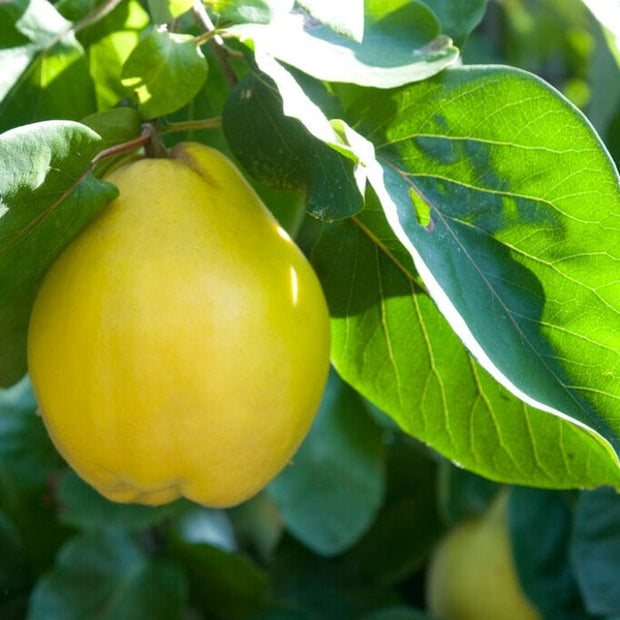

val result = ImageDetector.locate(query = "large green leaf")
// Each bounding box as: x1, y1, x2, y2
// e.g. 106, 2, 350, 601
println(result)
28, 529, 188, 619
308, 205, 620, 489
341, 65, 620, 475
0, 120, 117, 386
227, 0, 459, 88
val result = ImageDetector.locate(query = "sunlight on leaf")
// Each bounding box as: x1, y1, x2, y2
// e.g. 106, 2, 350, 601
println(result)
226, 1, 458, 88
341, 65, 620, 468
121, 26, 208, 118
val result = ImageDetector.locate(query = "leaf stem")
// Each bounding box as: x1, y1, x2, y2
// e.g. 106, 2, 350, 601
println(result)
91, 124, 154, 167
158, 117, 222, 135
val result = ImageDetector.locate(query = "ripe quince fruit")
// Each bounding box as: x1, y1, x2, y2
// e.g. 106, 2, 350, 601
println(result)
27, 142, 331, 507
426, 489, 541, 620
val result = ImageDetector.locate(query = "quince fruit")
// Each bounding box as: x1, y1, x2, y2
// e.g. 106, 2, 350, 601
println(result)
426, 490, 541, 620
28, 142, 331, 507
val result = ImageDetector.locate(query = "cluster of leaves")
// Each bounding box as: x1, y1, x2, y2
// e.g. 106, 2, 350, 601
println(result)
2, 372, 619, 619
0, 0, 619, 618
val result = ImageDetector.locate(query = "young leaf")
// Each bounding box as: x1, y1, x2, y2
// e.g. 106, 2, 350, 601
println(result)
226, 0, 459, 88
345, 65, 620, 465
28, 529, 188, 620
121, 26, 208, 119
0, 120, 117, 387
268, 369, 386, 556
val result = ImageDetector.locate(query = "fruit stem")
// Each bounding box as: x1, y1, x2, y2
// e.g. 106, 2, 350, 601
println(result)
143, 123, 168, 159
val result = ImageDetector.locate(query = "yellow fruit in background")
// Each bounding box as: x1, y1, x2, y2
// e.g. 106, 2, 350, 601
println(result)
426, 490, 541, 620
27, 142, 331, 508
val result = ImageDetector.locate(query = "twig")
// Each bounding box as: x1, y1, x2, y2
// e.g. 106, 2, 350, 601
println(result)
192, 0, 239, 88
158, 117, 222, 134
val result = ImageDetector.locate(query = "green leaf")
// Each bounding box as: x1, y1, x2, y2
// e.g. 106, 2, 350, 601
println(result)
174, 506, 236, 551
419, 0, 488, 46
0, 0, 69, 101
344, 65, 620, 473
296, 0, 364, 41
0, 510, 32, 619
147, 0, 193, 23
79, 0, 150, 111
28, 528, 188, 620
436, 462, 499, 525
509, 488, 587, 619
222, 69, 364, 219
360, 608, 432, 620
170, 540, 269, 619
268, 369, 386, 556
581, 0, 620, 65
57, 470, 189, 532
227, 0, 459, 88
0, 120, 117, 386
0, 0, 96, 131
81, 107, 144, 176
570, 487, 620, 616
209, 0, 294, 24
121, 26, 208, 119
307, 198, 620, 489
0, 377, 59, 495
0, 378, 74, 578
228, 492, 284, 563
342, 437, 443, 587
